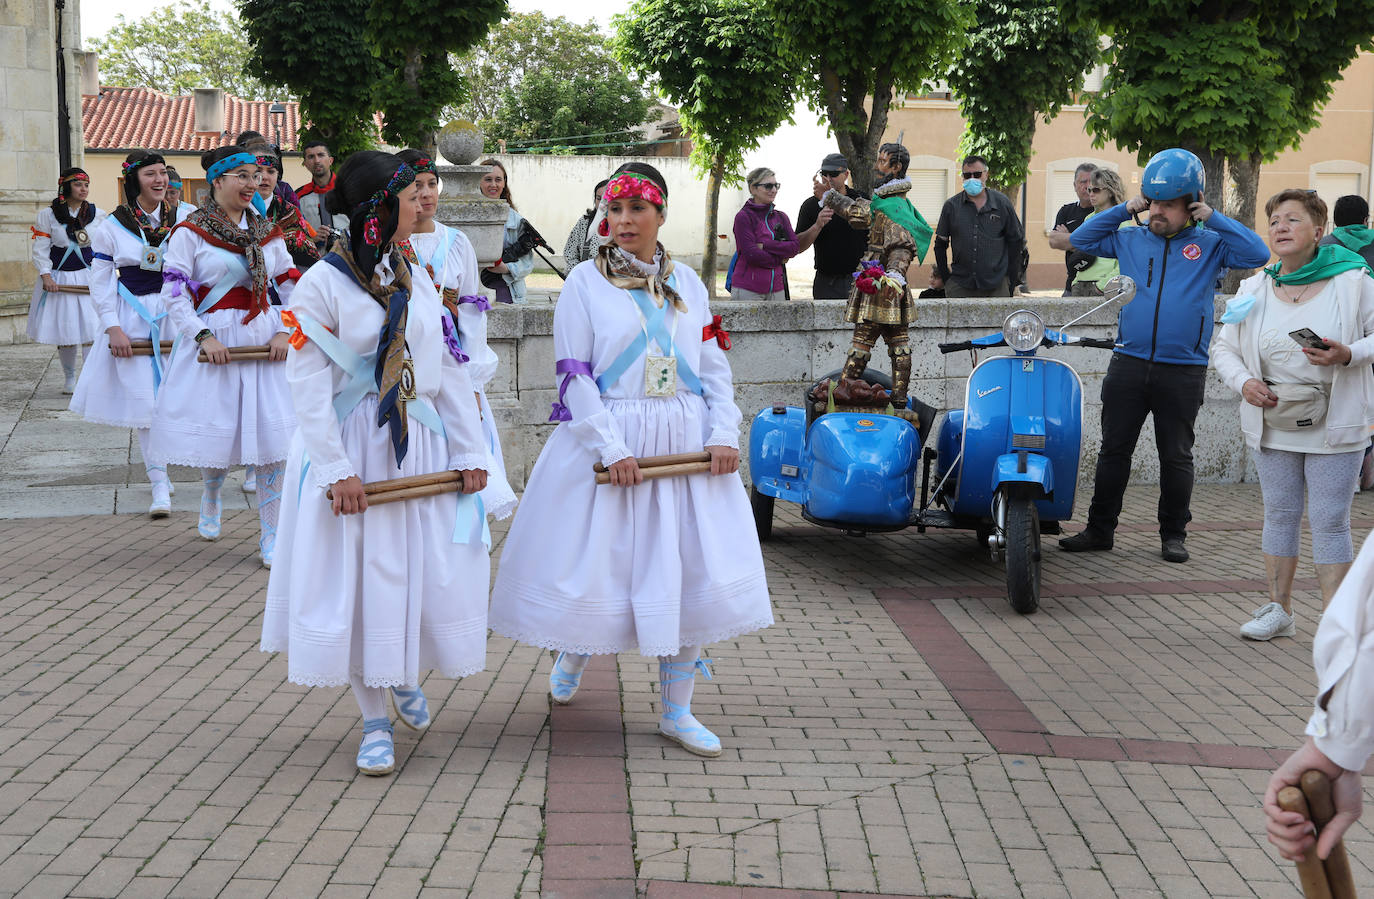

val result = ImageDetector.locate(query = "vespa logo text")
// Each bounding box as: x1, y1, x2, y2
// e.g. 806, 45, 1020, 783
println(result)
976, 385, 1004, 398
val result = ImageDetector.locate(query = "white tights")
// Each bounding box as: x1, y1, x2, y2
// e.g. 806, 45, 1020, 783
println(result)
350, 673, 387, 721
660, 644, 703, 716
57, 344, 85, 374
136, 428, 167, 486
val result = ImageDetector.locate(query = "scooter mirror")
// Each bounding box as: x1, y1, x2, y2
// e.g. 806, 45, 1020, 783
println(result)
1104, 275, 1136, 304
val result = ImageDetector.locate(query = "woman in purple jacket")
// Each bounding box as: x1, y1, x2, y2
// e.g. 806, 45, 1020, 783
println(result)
730, 168, 799, 301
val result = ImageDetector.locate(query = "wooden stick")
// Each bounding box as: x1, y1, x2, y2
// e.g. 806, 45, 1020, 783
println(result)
50, 284, 90, 294
127, 340, 175, 356
326, 470, 464, 501
197, 345, 279, 363
594, 460, 713, 485
593, 451, 711, 473
1300, 770, 1358, 899
1277, 786, 1336, 899
353, 481, 462, 507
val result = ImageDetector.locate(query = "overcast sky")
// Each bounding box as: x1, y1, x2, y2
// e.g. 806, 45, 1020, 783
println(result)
81, 0, 632, 43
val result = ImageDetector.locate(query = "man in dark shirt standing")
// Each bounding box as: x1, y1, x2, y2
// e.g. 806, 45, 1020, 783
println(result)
796, 153, 869, 298
1049, 162, 1097, 293
930, 155, 1024, 297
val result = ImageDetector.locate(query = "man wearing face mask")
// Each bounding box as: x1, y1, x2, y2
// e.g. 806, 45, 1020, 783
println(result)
930, 156, 1024, 297
1059, 148, 1269, 563
821, 143, 933, 414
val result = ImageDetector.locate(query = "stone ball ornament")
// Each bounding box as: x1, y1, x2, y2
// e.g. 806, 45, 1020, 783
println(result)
438, 120, 486, 166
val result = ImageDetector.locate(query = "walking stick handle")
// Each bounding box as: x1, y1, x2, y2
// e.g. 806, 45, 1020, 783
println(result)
1300, 770, 1358, 899
1277, 786, 1336, 899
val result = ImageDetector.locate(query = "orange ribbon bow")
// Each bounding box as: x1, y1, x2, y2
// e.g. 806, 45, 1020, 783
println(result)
30, 227, 50, 240
702, 315, 731, 350
280, 310, 308, 350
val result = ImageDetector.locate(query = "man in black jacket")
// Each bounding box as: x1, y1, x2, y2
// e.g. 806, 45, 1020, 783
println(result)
796, 153, 868, 298
1048, 162, 1097, 293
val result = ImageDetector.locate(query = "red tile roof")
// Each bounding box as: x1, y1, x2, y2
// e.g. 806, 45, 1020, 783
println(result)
81, 86, 303, 152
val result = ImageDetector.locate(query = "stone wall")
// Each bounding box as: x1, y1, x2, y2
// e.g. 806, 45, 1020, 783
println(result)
484, 293, 1253, 491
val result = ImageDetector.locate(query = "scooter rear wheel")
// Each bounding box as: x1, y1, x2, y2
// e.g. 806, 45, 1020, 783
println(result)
1004, 496, 1041, 614
750, 486, 774, 541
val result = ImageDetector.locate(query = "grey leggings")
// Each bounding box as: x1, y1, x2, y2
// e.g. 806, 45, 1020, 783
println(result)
1254, 446, 1363, 562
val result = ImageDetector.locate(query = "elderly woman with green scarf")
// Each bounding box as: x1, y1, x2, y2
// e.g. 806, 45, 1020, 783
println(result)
1213, 188, 1374, 642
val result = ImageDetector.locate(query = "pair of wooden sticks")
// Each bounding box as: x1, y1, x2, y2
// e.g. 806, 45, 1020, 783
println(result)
325, 452, 717, 509
593, 451, 713, 485
1278, 769, 1356, 898
124, 340, 278, 362
48, 284, 89, 294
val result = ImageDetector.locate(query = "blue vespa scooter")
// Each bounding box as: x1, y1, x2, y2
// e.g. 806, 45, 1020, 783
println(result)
749, 276, 1135, 614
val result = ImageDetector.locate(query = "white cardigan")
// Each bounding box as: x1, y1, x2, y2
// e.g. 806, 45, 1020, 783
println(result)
1309, 528, 1374, 769
1212, 268, 1374, 450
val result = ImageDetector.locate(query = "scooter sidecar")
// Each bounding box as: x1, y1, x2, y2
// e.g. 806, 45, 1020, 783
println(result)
749, 404, 921, 539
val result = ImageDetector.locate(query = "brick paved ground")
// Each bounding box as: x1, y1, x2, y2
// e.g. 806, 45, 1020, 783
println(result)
3, 343, 1374, 897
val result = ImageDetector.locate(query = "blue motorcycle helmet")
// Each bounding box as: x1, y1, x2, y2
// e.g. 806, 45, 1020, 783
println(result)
1141, 148, 1204, 203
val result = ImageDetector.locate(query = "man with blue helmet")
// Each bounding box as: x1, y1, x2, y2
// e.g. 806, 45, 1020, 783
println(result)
1060, 148, 1270, 563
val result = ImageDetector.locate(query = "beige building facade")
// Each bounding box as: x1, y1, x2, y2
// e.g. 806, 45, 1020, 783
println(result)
887, 51, 1374, 291
0, 0, 86, 341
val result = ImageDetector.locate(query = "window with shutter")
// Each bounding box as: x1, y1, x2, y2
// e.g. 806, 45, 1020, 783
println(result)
909, 169, 950, 220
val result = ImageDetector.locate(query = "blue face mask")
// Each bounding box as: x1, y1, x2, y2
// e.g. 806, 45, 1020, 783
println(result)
963, 178, 985, 197
1220, 293, 1257, 324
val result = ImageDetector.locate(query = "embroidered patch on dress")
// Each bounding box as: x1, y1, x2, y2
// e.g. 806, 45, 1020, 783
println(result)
645, 354, 677, 396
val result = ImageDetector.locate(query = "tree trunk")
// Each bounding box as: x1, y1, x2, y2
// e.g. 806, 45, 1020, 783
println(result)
702, 149, 725, 299
1220, 151, 1263, 293
406, 50, 437, 156
1182, 141, 1226, 210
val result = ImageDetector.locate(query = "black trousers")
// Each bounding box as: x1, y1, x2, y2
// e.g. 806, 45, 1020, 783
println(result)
813, 272, 854, 299
1084, 353, 1208, 541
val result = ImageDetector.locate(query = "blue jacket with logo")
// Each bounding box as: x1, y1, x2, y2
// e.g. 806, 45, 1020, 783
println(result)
1072, 203, 1270, 365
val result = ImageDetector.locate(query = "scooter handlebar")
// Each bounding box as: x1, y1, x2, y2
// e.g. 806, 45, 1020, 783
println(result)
938, 338, 1007, 354
1075, 337, 1118, 350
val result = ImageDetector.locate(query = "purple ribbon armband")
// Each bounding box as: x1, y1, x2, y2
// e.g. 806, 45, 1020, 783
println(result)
457, 294, 491, 312
440, 313, 469, 363
549, 358, 593, 422
162, 267, 204, 299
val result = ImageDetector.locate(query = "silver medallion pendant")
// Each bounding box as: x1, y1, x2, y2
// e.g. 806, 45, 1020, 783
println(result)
644, 354, 677, 397
74, 228, 90, 248
399, 358, 418, 402
139, 244, 165, 272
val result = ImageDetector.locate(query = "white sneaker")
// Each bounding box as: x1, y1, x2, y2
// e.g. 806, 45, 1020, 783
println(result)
1241, 604, 1296, 640
148, 480, 171, 518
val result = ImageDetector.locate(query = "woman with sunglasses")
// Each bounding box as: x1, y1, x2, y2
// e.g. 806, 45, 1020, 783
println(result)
148, 145, 302, 566
1066, 169, 1129, 296
729, 167, 798, 301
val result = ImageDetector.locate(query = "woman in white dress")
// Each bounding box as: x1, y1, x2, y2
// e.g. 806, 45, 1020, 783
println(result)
260, 151, 491, 776
396, 148, 516, 520
71, 151, 185, 517
489, 164, 772, 757
164, 166, 198, 219
29, 167, 103, 393
150, 146, 301, 565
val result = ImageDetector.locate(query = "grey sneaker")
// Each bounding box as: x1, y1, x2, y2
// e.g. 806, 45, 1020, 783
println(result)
1240, 604, 1295, 640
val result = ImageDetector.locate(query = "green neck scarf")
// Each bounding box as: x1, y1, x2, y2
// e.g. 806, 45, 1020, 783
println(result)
1332, 224, 1374, 253
1264, 243, 1371, 285
870, 194, 933, 264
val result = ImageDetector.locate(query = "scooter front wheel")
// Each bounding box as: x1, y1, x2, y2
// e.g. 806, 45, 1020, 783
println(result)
1004, 496, 1041, 614
750, 486, 775, 541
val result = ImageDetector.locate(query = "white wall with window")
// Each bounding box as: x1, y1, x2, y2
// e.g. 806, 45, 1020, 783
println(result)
908, 155, 956, 221
1309, 160, 1368, 204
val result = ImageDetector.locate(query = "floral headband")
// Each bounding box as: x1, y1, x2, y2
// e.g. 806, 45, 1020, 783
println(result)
410, 156, 438, 176
358, 163, 418, 246
60, 172, 89, 186
121, 154, 165, 176
596, 172, 666, 236
207, 152, 258, 181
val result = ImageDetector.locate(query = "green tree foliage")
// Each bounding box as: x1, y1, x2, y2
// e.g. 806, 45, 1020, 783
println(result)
89, 0, 283, 101
453, 11, 651, 146
239, 0, 383, 157
946, 0, 1099, 203
368, 0, 506, 153
487, 67, 652, 154
613, 0, 796, 295
769, 0, 973, 194
1059, 0, 1374, 231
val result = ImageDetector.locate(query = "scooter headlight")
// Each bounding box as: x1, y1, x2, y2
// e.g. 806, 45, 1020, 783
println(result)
1002, 309, 1044, 352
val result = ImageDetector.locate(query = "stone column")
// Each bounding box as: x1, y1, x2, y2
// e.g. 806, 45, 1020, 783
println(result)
435, 165, 510, 268
0, 0, 85, 343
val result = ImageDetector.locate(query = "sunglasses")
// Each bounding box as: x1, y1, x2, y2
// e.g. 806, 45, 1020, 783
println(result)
1087, 187, 1104, 193
961, 171, 987, 179
754, 182, 781, 190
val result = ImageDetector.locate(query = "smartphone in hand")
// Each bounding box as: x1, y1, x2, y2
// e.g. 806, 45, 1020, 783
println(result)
1289, 327, 1329, 350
